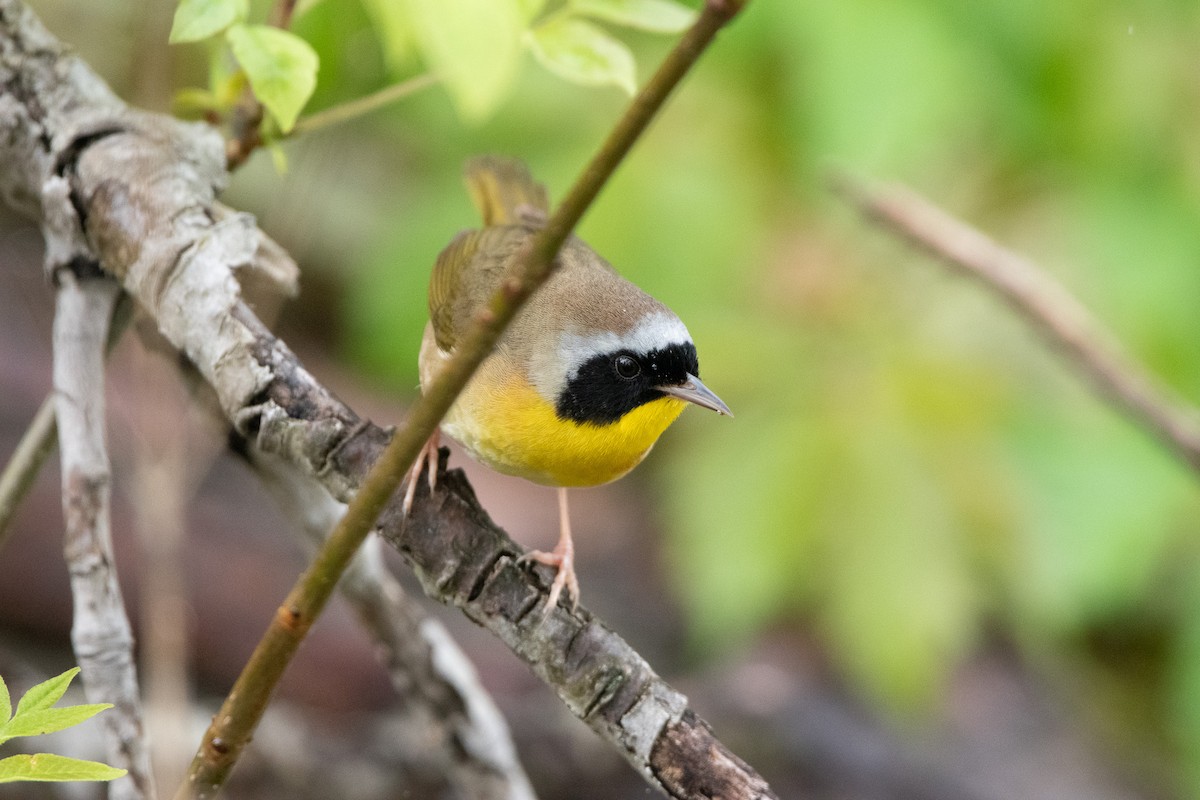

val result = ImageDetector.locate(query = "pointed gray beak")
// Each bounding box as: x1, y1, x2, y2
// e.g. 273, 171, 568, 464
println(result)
658, 373, 733, 417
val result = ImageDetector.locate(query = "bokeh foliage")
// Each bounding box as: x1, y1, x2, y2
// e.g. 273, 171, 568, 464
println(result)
166, 0, 1200, 792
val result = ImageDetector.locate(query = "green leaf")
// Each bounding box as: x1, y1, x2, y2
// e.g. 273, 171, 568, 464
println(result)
170, 0, 248, 43
527, 17, 636, 94
360, 0, 415, 68
14, 669, 78, 717
172, 87, 220, 116
1, 704, 113, 740
0, 676, 9, 725
407, 0, 524, 119
226, 24, 319, 133
515, 0, 547, 22
0, 753, 126, 783
570, 0, 696, 33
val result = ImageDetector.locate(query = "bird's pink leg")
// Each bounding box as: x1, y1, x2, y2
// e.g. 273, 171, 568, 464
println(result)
521, 487, 579, 614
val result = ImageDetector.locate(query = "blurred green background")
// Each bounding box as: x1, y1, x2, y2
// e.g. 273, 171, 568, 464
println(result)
32, 0, 1200, 794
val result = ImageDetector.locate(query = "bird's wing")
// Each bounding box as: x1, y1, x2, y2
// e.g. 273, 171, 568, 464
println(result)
428, 229, 480, 352
430, 156, 549, 352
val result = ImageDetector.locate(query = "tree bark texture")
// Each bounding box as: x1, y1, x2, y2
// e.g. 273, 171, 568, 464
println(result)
251, 452, 537, 799
52, 269, 154, 800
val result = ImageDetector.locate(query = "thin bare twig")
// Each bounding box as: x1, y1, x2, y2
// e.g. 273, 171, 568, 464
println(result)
0, 294, 131, 551
290, 73, 439, 137
268, 0, 299, 30
833, 174, 1200, 475
53, 269, 154, 800
0, 394, 56, 547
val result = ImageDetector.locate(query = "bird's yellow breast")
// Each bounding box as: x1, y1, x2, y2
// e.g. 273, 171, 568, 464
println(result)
442, 366, 687, 487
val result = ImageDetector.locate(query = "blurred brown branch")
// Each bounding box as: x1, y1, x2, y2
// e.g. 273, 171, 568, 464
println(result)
834, 174, 1200, 476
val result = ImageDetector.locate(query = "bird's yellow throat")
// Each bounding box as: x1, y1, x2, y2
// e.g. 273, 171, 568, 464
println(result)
443, 370, 688, 487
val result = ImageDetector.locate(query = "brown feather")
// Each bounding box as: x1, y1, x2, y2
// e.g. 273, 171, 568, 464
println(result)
464, 156, 549, 226
426, 157, 673, 398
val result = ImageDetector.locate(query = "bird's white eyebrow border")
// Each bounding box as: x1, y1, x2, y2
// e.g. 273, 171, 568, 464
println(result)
558, 312, 692, 376
525, 311, 692, 401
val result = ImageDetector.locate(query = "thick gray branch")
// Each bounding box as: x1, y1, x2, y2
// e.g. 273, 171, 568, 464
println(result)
0, 1, 777, 796
252, 452, 537, 799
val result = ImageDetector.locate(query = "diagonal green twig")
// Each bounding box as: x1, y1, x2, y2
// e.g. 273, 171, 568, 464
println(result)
0, 293, 132, 553
175, 2, 750, 797
0, 395, 57, 550
290, 73, 439, 137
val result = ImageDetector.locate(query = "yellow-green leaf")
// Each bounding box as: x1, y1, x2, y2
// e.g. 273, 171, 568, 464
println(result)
1, 704, 113, 740
527, 17, 636, 94
14, 668, 77, 717
515, 0, 547, 22
570, 0, 696, 33
0, 753, 126, 783
172, 87, 220, 116
407, 0, 523, 119
170, 0, 248, 43
226, 24, 319, 133
360, 0, 414, 69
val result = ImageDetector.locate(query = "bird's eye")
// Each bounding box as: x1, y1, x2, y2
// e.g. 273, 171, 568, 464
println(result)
613, 354, 640, 379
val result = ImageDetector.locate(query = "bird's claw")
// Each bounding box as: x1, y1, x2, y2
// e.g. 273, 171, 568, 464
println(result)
520, 541, 579, 616
402, 432, 440, 516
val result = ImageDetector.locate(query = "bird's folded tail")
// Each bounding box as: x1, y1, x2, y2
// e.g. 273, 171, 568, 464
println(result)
464, 156, 550, 226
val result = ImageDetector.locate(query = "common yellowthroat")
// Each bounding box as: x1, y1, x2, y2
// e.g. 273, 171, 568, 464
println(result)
406, 156, 730, 612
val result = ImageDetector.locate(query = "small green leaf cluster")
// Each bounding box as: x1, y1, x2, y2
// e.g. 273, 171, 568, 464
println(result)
170, 0, 696, 138
364, 0, 696, 118
0, 668, 126, 784
525, 0, 696, 99
171, 0, 318, 133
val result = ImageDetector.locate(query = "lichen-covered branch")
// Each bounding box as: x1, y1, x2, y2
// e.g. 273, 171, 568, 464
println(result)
251, 451, 537, 799
0, 0, 776, 797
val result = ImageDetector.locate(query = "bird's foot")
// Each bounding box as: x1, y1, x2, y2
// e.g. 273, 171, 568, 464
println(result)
401, 431, 440, 515
520, 538, 578, 616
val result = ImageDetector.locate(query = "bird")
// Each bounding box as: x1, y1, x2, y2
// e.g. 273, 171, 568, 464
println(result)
405, 156, 731, 614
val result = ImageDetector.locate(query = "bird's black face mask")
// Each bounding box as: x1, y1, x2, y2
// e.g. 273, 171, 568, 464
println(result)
555, 341, 700, 426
